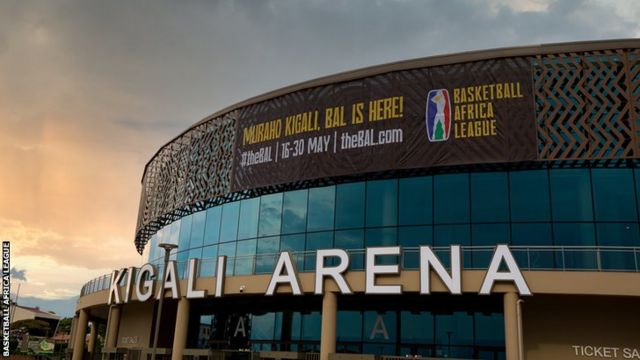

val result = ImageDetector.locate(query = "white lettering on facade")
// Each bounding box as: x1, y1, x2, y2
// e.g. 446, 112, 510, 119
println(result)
156, 261, 180, 300
187, 259, 206, 298
479, 245, 531, 295
314, 249, 352, 295
419, 245, 461, 295
266, 252, 302, 295
365, 247, 402, 294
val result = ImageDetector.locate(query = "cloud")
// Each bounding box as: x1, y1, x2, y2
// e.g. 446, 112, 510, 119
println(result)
10, 267, 27, 281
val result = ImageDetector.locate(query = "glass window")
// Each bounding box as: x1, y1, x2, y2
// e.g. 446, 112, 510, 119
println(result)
434, 225, 470, 267
553, 223, 596, 269
238, 198, 260, 240
401, 311, 434, 343
335, 229, 364, 270
259, 193, 283, 237
366, 180, 398, 227
365, 228, 397, 247
434, 312, 473, 359
399, 176, 432, 226
550, 169, 594, 221
281, 234, 305, 270
256, 236, 280, 274
592, 169, 637, 221
305, 231, 334, 271
597, 223, 639, 270
308, 186, 335, 231
471, 223, 510, 268
220, 202, 240, 242
200, 246, 218, 277
251, 313, 275, 340
282, 190, 308, 234
336, 182, 365, 229
204, 206, 222, 246
399, 226, 432, 269
363, 311, 396, 343
475, 313, 504, 347
300, 312, 322, 341
434, 173, 469, 224
235, 239, 257, 275
190, 212, 206, 249
337, 311, 362, 342
471, 172, 509, 222
511, 223, 554, 269
218, 242, 236, 275
509, 170, 551, 222
178, 214, 193, 251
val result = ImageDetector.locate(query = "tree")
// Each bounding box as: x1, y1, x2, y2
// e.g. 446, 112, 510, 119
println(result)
57, 317, 73, 334
10, 319, 51, 337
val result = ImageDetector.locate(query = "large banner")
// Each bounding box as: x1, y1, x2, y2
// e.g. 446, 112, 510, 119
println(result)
232, 59, 536, 191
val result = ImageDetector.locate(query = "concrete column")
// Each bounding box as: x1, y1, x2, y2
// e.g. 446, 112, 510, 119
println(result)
171, 297, 190, 360
88, 321, 98, 358
320, 291, 337, 360
71, 309, 88, 360
105, 305, 121, 348
504, 292, 520, 360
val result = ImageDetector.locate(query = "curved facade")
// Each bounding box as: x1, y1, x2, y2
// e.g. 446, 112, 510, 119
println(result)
72, 40, 640, 360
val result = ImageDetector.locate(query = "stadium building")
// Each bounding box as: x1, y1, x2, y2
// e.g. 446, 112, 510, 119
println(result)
69, 40, 640, 360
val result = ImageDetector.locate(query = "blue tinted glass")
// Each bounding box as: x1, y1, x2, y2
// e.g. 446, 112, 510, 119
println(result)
281, 234, 305, 270
550, 169, 593, 221
259, 193, 283, 237
148, 234, 158, 262
363, 311, 396, 343
218, 242, 236, 275
204, 206, 222, 246
256, 236, 280, 274
597, 223, 639, 270
178, 215, 193, 251
305, 231, 334, 271
220, 202, 240, 242
335, 229, 364, 270
471, 223, 510, 268
282, 190, 308, 234
399, 226, 432, 269
434, 225, 470, 267
509, 170, 551, 222
366, 180, 398, 227
471, 172, 509, 222
399, 177, 433, 226
251, 313, 275, 340
308, 186, 335, 231
337, 311, 362, 342
365, 228, 397, 247
235, 239, 257, 275
511, 223, 554, 269
592, 169, 637, 221
435, 312, 473, 359
301, 312, 322, 341
238, 198, 260, 239
188, 247, 202, 264
190, 212, 206, 249
176, 250, 189, 279
336, 182, 365, 229
553, 223, 596, 269
475, 313, 504, 346
434, 173, 469, 223
200, 246, 218, 277
401, 311, 434, 343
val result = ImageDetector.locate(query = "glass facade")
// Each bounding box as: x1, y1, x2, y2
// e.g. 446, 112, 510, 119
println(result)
148, 168, 640, 273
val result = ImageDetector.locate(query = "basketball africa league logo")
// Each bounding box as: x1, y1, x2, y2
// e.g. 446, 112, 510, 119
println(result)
425, 89, 451, 142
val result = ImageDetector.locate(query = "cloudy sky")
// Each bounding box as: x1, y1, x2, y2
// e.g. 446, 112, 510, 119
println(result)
1, 0, 639, 316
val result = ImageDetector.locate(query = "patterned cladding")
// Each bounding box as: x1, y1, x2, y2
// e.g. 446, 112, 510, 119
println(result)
134, 47, 640, 253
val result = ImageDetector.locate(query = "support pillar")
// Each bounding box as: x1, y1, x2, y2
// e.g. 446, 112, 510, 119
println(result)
105, 305, 121, 348
72, 309, 88, 360
320, 292, 337, 360
171, 297, 190, 360
88, 321, 98, 359
504, 292, 520, 360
